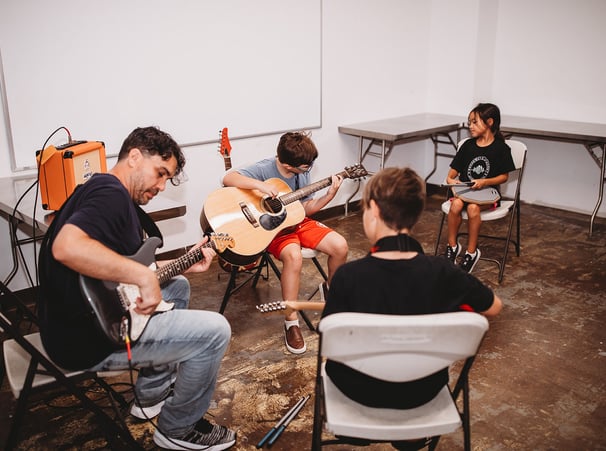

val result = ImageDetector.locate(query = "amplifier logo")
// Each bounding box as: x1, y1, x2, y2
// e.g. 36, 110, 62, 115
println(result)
82, 159, 93, 182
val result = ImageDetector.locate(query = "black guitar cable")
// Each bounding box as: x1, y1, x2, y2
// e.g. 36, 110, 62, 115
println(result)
7, 127, 71, 292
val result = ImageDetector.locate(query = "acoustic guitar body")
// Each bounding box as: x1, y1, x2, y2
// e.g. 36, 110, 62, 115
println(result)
200, 178, 306, 266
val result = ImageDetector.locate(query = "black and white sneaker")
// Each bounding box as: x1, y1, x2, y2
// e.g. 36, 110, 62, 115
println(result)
444, 241, 461, 264
459, 249, 481, 273
153, 417, 236, 450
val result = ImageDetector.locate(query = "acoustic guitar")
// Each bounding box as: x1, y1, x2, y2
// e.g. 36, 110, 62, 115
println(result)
79, 233, 234, 347
200, 164, 368, 266
256, 300, 326, 316
215, 127, 261, 273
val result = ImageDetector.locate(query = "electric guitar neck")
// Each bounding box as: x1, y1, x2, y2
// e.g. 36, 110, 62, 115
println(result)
219, 127, 232, 171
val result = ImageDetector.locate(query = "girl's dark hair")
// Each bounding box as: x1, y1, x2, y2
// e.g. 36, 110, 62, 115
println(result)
362, 167, 426, 231
118, 126, 186, 184
470, 103, 504, 140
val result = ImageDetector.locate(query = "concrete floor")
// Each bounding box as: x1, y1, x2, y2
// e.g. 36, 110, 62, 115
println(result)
1, 191, 605, 450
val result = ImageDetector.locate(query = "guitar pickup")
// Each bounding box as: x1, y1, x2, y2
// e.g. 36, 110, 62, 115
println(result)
240, 202, 259, 228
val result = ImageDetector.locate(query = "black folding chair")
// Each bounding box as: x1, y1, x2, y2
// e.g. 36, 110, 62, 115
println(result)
0, 281, 141, 450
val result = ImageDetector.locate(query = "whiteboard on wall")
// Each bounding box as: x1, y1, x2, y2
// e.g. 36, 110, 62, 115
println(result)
0, 0, 322, 170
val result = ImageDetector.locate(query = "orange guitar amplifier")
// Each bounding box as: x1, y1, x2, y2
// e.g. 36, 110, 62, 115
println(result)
36, 140, 107, 210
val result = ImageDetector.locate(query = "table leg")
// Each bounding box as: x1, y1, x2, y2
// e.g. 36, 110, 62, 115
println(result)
425, 132, 458, 181
588, 143, 605, 237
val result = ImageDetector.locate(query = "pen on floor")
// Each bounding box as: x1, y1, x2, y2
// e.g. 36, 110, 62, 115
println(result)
267, 394, 310, 447
256, 396, 305, 448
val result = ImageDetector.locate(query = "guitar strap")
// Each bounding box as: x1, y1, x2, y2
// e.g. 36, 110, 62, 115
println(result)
369, 234, 425, 255
134, 204, 164, 246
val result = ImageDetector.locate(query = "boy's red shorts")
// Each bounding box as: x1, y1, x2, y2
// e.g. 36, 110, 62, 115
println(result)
267, 217, 333, 259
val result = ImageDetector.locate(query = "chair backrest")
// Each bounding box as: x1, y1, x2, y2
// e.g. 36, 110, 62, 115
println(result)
318, 311, 489, 382
505, 139, 527, 170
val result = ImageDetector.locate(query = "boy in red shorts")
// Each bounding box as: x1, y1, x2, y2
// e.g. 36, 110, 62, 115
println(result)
222, 131, 348, 354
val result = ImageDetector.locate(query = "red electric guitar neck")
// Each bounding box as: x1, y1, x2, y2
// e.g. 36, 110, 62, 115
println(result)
219, 127, 232, 171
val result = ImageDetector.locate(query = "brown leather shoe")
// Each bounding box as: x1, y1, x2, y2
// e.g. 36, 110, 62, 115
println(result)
284, 325, 306, 354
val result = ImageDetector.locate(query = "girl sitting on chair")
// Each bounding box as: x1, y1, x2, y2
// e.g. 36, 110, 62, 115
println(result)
443, 102, 516, 273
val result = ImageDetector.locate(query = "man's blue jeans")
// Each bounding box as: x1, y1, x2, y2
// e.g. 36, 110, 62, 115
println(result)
89, 275, 231, 436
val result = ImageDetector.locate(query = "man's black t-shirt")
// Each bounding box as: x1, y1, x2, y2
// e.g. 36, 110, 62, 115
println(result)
38, 174, 143, 370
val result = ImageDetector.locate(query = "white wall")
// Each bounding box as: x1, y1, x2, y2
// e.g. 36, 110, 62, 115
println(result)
1, 0, 605, 290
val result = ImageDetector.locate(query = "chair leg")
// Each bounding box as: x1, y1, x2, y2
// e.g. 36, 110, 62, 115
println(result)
428, 436, 441, 450
94, 374, 129, 409
299, 310, 316, 331
311, 336, 325, 451
220, 256, 272, 314
311, 257, 328, 281
515, 201, 521, 256
3, 343, 141, 449
311, 395, 323, 451
219, 266, 239, 314
452, 356, 475, 451
251, 253, 271, 288
497, 202, 520, 283
306, 257, 328, 300
434, 213, 446, 256
260, 252, 316, 331
462, 375, 471, 451
6, 357, 38, 449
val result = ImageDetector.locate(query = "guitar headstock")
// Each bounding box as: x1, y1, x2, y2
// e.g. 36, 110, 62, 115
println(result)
256, 300, 325, 316
208, 233, 235, 253
342, 164, 368, 180
218, 127, 232, 170
256, 301, 287, 314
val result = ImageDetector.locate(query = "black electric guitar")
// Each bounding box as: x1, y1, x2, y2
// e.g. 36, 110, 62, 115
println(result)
215, 127, 262, 273
79, 233, 234, 347
200, 164, 368, 267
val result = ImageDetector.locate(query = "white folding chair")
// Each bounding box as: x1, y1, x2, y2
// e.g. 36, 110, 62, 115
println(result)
434, 139, 528, 282
311, 311, 489, 451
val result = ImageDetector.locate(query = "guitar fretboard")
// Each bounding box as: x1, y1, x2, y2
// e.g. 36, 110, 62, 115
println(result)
279, 171, 349, 206
156, 247, 204, 284
155, 239, 226, 284
223, 156, 232, 171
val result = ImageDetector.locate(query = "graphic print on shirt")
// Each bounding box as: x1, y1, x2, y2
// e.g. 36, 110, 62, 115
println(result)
467, 156, 491, 179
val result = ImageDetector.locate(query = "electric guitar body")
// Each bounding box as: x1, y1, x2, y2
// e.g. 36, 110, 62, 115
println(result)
79, 233, 234, 347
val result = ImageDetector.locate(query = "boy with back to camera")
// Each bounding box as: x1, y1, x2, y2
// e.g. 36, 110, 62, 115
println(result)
322, 166, 502, 428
